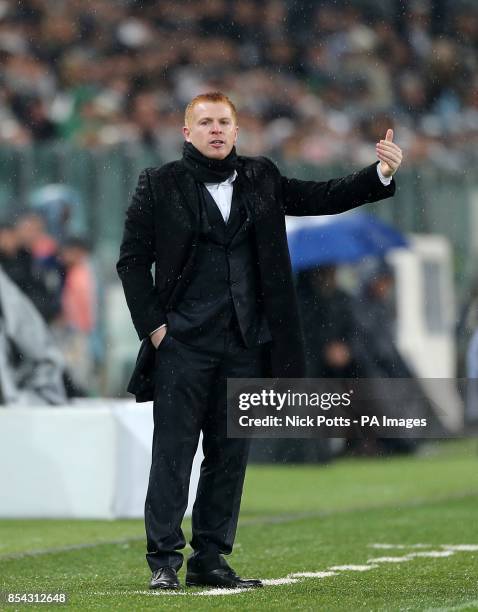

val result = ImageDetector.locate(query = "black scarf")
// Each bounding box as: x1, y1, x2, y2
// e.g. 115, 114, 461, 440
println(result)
182, 141, 238, 183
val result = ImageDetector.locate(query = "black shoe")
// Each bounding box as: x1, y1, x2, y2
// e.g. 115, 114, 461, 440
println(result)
185, 567, 262, 589
149, 566, 180, 590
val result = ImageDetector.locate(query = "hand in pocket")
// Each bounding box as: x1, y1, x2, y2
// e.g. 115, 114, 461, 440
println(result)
151, 326, 167, 349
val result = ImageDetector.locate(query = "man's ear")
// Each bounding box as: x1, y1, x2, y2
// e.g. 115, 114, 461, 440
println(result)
182, 126, 190, 141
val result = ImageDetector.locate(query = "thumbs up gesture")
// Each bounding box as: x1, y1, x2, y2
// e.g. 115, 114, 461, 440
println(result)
376, 129, 403, 178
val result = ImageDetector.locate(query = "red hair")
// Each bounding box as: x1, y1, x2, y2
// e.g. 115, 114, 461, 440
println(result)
184, 91, 237, 126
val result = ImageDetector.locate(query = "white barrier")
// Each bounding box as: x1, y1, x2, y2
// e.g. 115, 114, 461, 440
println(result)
0, 400, 202, 519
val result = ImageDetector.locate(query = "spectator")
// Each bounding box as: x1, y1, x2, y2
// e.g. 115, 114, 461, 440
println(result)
0, 220, 60, 322
466, 323, 478, 425
59, 236, 96, 335
15, 212, 64, 309
16, 211, 58, 261
352, 260, 425, 454
0, 265, 67, 406
52, 236, 98, 392
296, 265, 360, 378
0, 0, 475, 168
353, 261, 411, 378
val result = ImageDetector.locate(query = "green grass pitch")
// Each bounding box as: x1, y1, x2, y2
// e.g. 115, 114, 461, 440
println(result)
1, 439, 477, 611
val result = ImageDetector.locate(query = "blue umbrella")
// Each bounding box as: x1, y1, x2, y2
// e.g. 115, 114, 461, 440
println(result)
286, 212, 408, 272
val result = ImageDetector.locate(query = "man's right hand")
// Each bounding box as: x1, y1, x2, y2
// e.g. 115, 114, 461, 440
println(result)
150, 325, 167, 349
324, 341, 351, 368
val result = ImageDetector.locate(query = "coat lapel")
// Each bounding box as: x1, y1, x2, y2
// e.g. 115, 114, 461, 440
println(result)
172, 162, 201, 224
241, 164, 270, 223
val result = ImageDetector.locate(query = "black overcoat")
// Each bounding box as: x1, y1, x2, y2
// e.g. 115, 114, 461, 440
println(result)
117, 156, 395, 402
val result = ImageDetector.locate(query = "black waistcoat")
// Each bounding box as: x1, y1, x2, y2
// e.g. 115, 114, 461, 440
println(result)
165, 175, 271, 351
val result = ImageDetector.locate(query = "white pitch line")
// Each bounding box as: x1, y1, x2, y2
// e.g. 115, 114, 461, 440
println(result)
289, 571, 338, 578
92, 589, 248, 597
195, 588, 249, 596
370, 543, 478, 554
93, 590, 185, 596
0, 537, 146, 561
369, 543, 431, 550
367, 556, 412, 563
442, 544, 478, 552
425, 599, 478, 612
409, 551, 455, 559
329, 564, 378, 572
262, 578, 299, 586
368, 550, 456, 564
90, 544, 478, 598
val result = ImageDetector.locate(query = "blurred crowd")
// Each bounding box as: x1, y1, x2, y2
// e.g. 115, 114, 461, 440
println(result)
0, 0, 476, 169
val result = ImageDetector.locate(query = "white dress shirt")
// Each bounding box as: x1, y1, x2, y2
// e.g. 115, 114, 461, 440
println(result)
203, 169, 238, 223
150, 163, 391, 336
376, 162, 392, 186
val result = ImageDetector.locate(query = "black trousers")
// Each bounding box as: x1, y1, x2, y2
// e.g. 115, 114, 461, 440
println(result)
145, 324, 268, 572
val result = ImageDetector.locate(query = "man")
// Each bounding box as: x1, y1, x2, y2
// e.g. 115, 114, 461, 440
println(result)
117, 91, 402, 590
0, 265, 66, 406
0, 220, 60, 323
352, 261, 424, 455
297, 265, 361, 379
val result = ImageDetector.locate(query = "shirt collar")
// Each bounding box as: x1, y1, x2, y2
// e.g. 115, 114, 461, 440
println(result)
204, 170, 237, 188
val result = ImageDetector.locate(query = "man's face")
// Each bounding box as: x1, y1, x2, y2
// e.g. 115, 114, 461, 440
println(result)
16, 215, 44, 247
183, 101, 238, 159
0, 227, 18, 256
371, 276, 393, 300
60, 246, 84, 268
